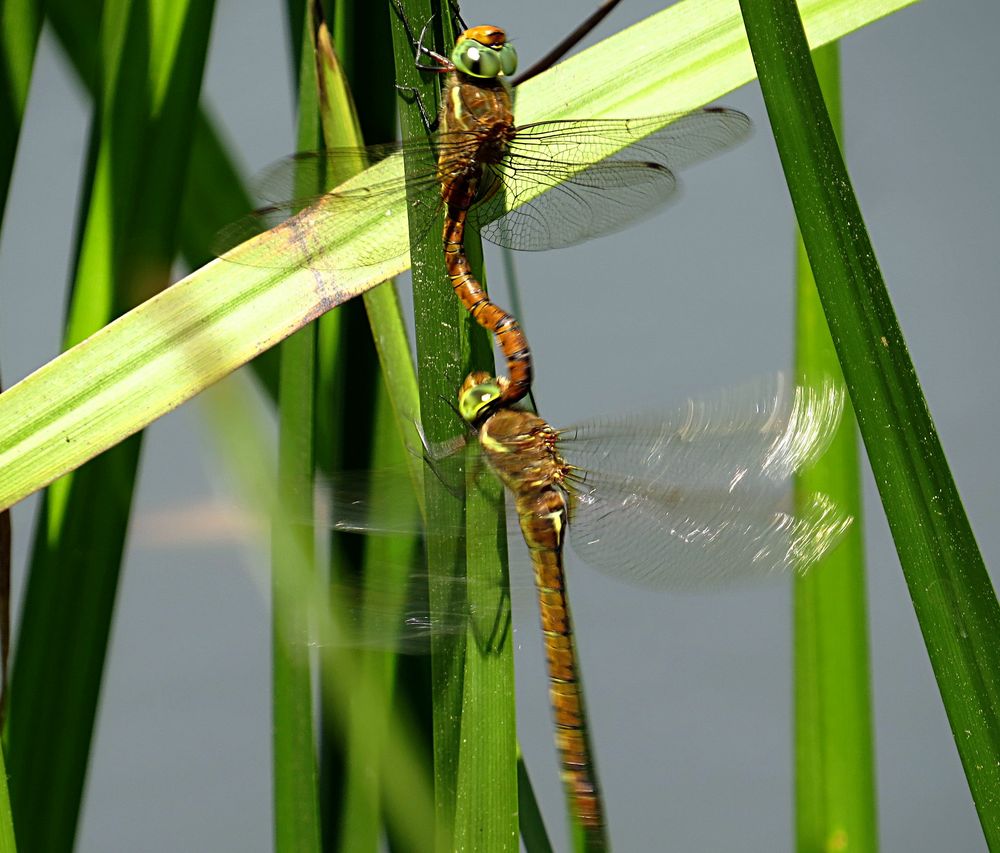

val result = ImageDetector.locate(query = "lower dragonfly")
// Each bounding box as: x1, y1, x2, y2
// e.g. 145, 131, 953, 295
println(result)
319, 373, 853, 848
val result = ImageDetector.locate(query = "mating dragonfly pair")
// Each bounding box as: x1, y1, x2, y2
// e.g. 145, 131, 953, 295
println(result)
218, 4, 850, 848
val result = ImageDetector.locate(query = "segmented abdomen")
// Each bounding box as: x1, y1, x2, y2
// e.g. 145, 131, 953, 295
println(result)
517, 489, 607, 847
442, 180, 532, 406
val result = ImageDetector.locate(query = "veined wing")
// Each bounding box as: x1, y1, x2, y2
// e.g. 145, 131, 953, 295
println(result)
212, 109, 751, 269
560, 374, 852, 589
213, 128, 490, 271
212, 144, 442, 272
469, 108, 752, 250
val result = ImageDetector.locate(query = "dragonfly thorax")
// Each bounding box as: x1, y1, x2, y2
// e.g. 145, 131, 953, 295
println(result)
478, 409, 567, 496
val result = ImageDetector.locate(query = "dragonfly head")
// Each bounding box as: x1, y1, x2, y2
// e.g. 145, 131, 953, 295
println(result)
452, 27, 518, 79
458, 371, 503, 424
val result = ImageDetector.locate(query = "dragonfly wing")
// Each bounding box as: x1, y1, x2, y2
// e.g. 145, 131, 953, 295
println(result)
561, 374, 852, 590
322, 569, 519, 655
314, 463, 528, 541
470, 159, 679, 250
468, 109, 752, 250
507, 110, 752, 172
212, 146, 443, 271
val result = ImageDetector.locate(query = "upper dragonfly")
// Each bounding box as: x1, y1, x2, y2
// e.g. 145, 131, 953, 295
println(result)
216, 5, 752, 409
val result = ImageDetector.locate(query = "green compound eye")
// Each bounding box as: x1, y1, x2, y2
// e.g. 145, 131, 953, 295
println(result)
498, 44, 518, 77
459, 380, 502, 422
453, 39, 503, 78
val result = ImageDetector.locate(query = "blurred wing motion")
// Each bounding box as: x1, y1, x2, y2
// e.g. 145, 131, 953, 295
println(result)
561, 374, 852, 589
297, 373, 853, 651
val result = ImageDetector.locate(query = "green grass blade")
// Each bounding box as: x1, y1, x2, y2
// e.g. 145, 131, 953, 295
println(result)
740, 0, 1000, 845
390, 3, 469, 846
0, 0, 914, 508
270, 6, 325, 853
0, 765, 13, 853
44, 0, 252, 269
390, 1, 517, 847
309, 8, 430, 851
0, 0, 44, 223
4, 2, 216, 851
518, 753, 554, 853
201, 375, 437, 852
273, 322, 323, 853
454, 236, 517, 853
792, 42, 877, 853
44, 0, 281, 397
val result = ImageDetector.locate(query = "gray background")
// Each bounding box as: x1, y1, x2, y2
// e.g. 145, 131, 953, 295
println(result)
1, 0, 998, 850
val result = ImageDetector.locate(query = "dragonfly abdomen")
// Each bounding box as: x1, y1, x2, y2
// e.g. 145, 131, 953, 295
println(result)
519, 490, 607, 841
443, 193, 532, 406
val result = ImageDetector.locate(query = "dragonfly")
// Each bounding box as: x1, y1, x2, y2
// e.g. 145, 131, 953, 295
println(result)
215, 3, 752, 411
312, 373, 853, 849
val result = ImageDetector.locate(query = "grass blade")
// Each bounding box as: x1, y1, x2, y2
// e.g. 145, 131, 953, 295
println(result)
44, 0, 280, 397
791, 42, 877, 852
390, 1, 479, 846
309, 6, 430, 850
390, 1, 517, 847
201, 375, 437, 852
4, 3, 216, 851
740, 0, 1000, 844
0, 0, 44, 223
270, 5, 326, 852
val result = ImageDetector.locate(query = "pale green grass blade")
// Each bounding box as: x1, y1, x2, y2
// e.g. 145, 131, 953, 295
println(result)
0, 0, 914, 511
740, 0, 1000, 845
4, 4, 216, 852
791, 43, 877, 853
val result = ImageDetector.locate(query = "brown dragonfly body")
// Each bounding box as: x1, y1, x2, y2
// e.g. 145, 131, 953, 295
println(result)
460, 371, 607, 845
432, 27, 532, 407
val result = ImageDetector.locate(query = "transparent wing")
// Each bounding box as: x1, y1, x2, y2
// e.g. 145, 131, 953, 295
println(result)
468, 108, 752, 249
320, 568, 523, 655
212, 109, 750, 269
560, 375, 852, 589
211, 146, 443, 271
470, 159, 679, 251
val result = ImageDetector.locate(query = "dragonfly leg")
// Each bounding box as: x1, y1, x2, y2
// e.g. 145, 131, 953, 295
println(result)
390, 0, 453, 71
413, 419, 469, 499
394, 84, 439, 133
470, 588, 512, 656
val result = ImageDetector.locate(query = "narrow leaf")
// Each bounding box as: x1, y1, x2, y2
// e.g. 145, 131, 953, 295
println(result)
740, 0, 1000, 845
792, 43, 877, 853
5, 5, 216, 853
270, 5, 323, 853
